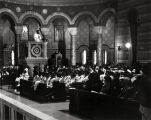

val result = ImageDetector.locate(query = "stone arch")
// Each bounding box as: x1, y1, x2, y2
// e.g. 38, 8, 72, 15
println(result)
77, 45, 89, 64
102, 44, 111, 64
97, 8, 117, 26
72, 11, 97, 26
102, 44, 110, 49
0, 12, 16, 65
0, 8, 18, 24
45, 12, 72, 25
77, 45, 89, 51
19, 11, 45, 25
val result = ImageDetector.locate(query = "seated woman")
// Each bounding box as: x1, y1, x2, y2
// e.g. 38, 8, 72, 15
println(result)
46, 73, 55, 88
64, 72, 72, 87
15, 68, 29, 83
33, 75, 41, 91
81, 70, 89, 83
33, 74, 47, 91
46, 74, 52, 88
69, 72, 76, 85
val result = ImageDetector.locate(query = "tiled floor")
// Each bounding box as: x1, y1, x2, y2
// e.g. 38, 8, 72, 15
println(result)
0, 88, 89, 120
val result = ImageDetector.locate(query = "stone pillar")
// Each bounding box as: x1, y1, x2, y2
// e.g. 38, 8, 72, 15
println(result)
0, 101, 3, 120
41, 27, 49, 58
11, 108, 15, 120
68, 27, 77, 66
15, 26, 23, 65
92, 50, 97, 65
41, 27, 49, 40
94, 26, 105, 66
27, 42, 31, 58
43, 42, 48, 59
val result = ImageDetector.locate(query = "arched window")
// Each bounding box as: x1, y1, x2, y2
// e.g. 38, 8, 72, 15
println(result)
93, 50, 97, 65
82, 50, 87, 65
11, 50, 15, 65
103, 50, 107, 65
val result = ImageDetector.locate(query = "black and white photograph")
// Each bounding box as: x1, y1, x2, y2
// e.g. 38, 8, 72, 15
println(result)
0, 0, 150, 120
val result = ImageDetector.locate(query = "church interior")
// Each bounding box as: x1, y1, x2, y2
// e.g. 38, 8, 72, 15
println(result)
0, 0, 151, 120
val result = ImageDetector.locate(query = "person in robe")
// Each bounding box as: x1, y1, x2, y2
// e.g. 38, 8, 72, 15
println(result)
34, 30, 42, 42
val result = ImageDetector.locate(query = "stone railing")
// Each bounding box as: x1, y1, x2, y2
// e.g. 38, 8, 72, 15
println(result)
0, 93, 56, 120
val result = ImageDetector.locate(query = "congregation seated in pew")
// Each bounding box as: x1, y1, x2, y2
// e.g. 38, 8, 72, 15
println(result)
11, 62, 145, 102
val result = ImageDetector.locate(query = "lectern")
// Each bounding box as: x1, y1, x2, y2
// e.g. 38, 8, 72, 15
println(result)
25, 41, 48, 76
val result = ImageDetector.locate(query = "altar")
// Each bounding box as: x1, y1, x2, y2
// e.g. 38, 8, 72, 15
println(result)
25, 41, 48, 76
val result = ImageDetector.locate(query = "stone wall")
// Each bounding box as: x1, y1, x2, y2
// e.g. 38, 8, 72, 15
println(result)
0, 18, 15, 65
116, 0, 151, 63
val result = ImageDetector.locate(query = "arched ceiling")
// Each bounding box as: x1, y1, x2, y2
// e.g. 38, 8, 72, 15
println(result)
0, 0, 110, 6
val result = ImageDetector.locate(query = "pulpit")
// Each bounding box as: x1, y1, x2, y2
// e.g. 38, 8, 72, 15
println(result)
25, 41, 48, 76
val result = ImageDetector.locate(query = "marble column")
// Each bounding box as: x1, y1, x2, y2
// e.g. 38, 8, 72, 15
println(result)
27, 42, 31, 58
92, 50, 97, 65
94, 26, 105, 66
15, 26, 23, 65
43, 42, 48, 59
41, 27, 49, 59
68, 27, 77, 66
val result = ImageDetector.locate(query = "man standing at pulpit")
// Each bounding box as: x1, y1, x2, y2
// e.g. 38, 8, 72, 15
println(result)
34, 30, 42, 42
34, 28, 48, 42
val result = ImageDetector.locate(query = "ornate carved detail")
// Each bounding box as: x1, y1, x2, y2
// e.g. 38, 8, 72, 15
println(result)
68, 27, 78, 36
15, 26, 23, 34
94, 26, 105, 34
42, 9, 48, 15
16, 7, 21, 13
31, 44, 42, 57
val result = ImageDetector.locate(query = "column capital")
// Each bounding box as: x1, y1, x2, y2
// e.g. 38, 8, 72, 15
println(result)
94, 26, 105, 34
68, 27, 78, 36
15, 26, 23, 34
41, 27, 50, 36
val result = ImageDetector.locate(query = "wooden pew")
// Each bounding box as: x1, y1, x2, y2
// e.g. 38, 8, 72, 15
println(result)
69, 89, 141, 120
20, 80, 67, 102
